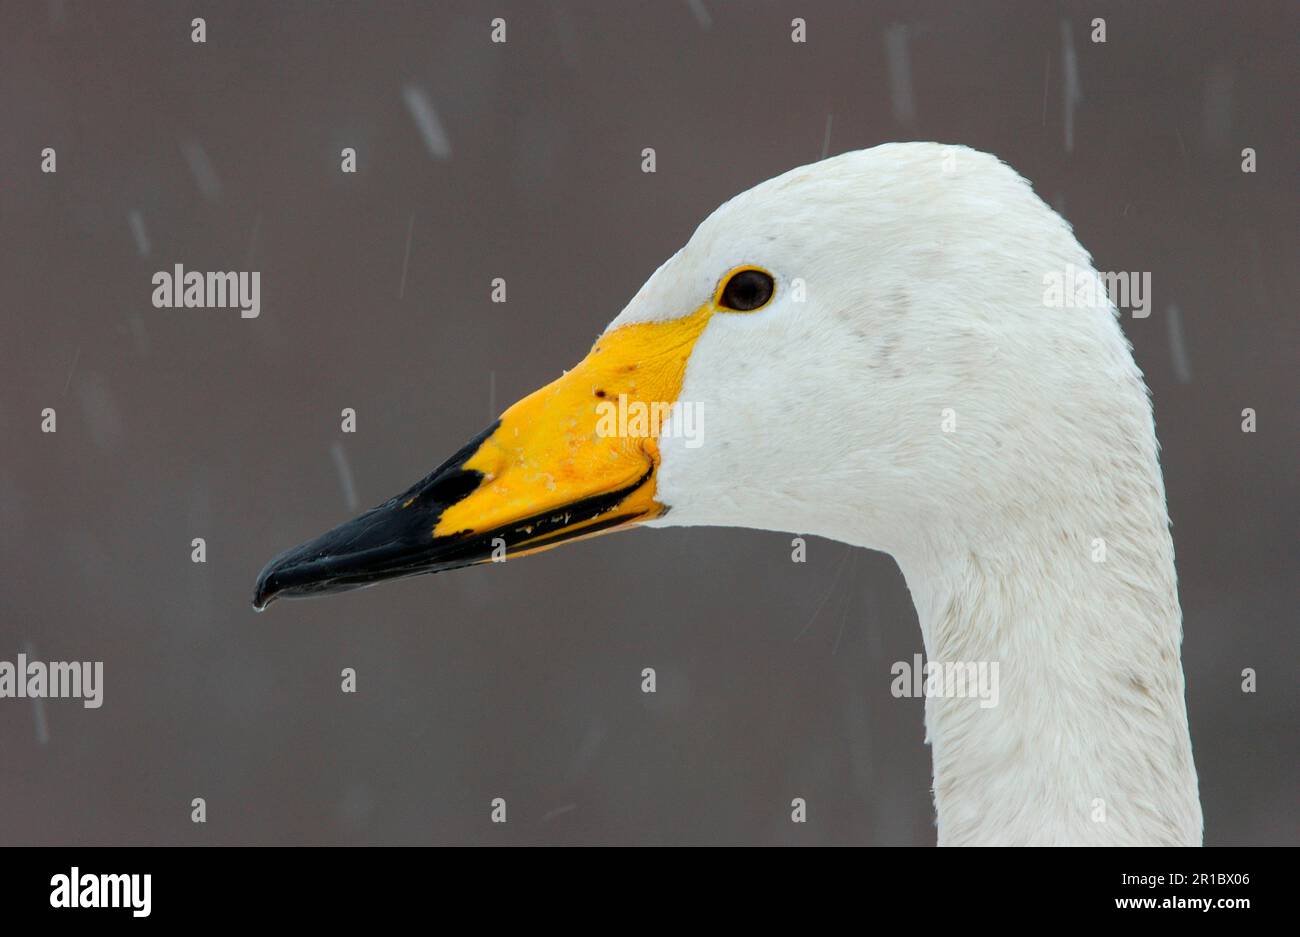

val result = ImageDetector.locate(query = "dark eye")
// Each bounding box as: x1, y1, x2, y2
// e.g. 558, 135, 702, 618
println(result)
720, 269, 774, 311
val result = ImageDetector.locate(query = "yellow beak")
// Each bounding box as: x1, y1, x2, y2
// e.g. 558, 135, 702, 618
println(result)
253, 304, 713, 609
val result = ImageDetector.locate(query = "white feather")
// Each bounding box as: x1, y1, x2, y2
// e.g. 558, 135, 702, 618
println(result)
622, 143, 1201, 845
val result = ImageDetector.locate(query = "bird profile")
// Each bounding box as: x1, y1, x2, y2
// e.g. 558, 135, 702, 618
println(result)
253, 143, 1202, 846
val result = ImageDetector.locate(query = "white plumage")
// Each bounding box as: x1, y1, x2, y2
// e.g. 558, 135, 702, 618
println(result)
635, 143, 1202, 845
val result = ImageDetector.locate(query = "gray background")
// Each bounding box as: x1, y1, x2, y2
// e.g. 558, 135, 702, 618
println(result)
1, 1, 1295, 845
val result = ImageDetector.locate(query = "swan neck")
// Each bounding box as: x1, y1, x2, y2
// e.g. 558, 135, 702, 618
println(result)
894, 494, 1202, 845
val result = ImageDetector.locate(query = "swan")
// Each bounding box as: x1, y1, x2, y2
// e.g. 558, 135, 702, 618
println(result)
253, 142, 1202, 846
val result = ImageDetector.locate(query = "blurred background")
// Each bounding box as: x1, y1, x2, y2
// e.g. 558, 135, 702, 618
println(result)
0, 1, 1295, 845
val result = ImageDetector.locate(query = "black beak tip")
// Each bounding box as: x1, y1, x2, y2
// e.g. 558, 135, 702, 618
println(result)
252, 563, 280, 612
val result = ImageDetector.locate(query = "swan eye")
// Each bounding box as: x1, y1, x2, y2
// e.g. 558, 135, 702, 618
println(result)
719, 268, 774, 312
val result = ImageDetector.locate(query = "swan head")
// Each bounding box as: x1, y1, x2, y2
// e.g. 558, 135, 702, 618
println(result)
254, 142, 1132, 609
